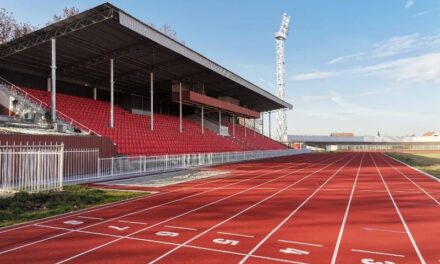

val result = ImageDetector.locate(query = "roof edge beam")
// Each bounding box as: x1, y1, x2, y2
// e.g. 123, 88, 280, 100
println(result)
0, 6, 117, 59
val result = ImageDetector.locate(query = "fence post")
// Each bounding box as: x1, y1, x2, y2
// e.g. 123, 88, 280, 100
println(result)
139, 156, 142, 173
59, 144, 64, 191
111, 157, 114, 176
97, 158, 101, 178
36, 149, 41, 193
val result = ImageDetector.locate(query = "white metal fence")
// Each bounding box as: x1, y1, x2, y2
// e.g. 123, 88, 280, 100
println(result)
64, 149, 99, 182
0, 145, 308, 190
0, 144, 64, 193
67, 149, 308, 184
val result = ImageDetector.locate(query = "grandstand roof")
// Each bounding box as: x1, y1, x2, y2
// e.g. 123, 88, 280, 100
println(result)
0, 3, 292, 112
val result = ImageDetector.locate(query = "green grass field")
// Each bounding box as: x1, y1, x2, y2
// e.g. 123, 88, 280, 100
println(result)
387, 152, 440, 179
0, 185, 147, 228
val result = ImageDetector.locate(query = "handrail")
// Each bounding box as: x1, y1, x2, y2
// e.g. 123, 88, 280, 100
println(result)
0, 76, 101, 137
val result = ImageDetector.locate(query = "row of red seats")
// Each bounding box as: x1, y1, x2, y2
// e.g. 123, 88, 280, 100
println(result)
24, 88, 250, 156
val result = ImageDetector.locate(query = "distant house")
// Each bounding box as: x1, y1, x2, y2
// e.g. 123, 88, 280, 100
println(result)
330, 132, 354, 137
422, 131, 439, 137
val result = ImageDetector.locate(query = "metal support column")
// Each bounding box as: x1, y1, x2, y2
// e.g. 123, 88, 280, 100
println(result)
51, 38, 57, 122
261, 112, 264, 136
110, 58, 114, 128
232, 114, 235, 138
93, 87, 97, 100
254, 118, 256, 137
218, 109, 222, 134
269, 112, 272, 138
47, 78, 51, 92
244, 118, 247, 137
201, 106, 204, 134
179, 82, 183, 133
150, 72, 154, 131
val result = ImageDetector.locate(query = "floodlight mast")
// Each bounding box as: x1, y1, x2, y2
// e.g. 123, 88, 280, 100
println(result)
275, 12, 290, 143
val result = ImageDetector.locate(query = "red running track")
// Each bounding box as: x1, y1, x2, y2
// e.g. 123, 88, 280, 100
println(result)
0, 152, 438, 264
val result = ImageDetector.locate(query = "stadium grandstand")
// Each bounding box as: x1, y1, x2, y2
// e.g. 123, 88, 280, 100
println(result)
0, 3, 291, 156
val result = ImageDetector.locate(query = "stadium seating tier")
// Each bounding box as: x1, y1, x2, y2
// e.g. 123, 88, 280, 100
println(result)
24, 88, 287, 156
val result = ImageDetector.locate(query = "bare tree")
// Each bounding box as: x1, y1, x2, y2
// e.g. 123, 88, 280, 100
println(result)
148, 22, 185, 45
47, 6, 79, 25
13, 22, 37, 39
0, 8, 37, 43
0, 8, 17, 44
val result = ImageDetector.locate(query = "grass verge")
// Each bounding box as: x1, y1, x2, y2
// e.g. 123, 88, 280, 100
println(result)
0, 185, 146, 228
386, 152, 440, 179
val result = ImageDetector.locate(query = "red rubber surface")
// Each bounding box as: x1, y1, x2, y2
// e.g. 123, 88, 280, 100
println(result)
0, 152, 438, 264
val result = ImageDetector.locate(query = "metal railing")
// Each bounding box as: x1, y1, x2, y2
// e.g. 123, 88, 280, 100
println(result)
0, 144, 64, 193
64, 148, 100, 182
66, 149, 309, 184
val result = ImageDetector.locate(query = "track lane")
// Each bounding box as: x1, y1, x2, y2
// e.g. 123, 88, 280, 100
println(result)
372, 153, 439, 264
237, 153, 364, 264
380, 154, 440, 204
147, 153, 358, 263
330, 153, 422, 264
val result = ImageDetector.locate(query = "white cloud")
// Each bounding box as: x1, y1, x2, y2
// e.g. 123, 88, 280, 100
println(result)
259, 78, 275, 89
292, 71, 339, 81
412, 11, 429, 17
294, 53, 440, 83
327, 52, 366, 64
405, 0, 414, 9
327, 33, 440, 64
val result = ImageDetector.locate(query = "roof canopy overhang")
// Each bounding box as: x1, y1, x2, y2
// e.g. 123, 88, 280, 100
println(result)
0, 3, 292, 112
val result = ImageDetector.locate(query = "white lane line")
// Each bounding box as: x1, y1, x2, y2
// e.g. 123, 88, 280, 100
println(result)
165, 225, 198, 231
385, 154, 440, 183
118, 220, 149, 225
330, 153, 365, 264
217, 231, 255, 238
0, 192, 159, 234
278, 239, 323, 247
54, 155, 345, 264
238, 154, 359, 264
0, 230, 75, 255
0, 154, 311, 235
147, 154, 353, 264
35, 223, 307, 264
380, 154, 440, 206
371, 153, 426, 264
362, 227, 406, 234
77, 216, 104, 220
3, 154, 324, 256
352, 248, 405, 258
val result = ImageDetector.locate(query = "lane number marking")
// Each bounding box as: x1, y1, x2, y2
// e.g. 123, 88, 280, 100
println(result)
156, 231, 179, 237
108, 225, 129, 231
361, 258, 395, 264
280, 247, 309, 255
213, 238, 239, 246
63, 220, 83, 225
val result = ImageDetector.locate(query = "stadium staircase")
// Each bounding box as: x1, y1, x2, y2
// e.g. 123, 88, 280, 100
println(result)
20, 87, 287, 156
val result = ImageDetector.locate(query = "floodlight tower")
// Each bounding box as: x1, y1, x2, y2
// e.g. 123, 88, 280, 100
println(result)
275, 12, 290, 143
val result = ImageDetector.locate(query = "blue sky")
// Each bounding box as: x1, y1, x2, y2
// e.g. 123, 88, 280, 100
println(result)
1, 0, 440, 136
